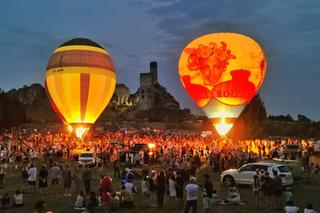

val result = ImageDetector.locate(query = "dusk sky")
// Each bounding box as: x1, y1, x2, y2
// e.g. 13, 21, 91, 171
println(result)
0, 0, 319, 120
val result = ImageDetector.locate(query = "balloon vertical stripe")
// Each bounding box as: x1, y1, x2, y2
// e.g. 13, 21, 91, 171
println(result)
80, 73, 90, 122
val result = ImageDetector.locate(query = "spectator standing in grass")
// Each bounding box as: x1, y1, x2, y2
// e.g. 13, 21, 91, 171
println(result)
21, 164, 29, 193
73, 164, 83, 195
0, 164, 6, 189
156, 170, 167, 209
176, 171, 184, 211
62, 163, 72, 196
185, 177, 199, 213
28, 164, 37, 193
273, 170, 283, 210
141, 176, 150, 207
262, 172, 273, 207
114, 159, 121, 179
168, 174, 177, 210
252, 174, 261, 210
149, 171, 157, 207
38, 165, 48, 195
82, 165, 92, 195
87, 191, 99, 213
202, 174, 214, 213
51, 162, 61, 187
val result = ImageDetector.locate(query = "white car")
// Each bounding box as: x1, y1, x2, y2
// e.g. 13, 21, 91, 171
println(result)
221, 162, 294, 186
78, 151, 97, 167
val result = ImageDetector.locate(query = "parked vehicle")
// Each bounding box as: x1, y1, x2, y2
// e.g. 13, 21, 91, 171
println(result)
132, 143, 148, 152
78, 151, 98, 167
221, 162, 294, 186
283, 144, 302, 159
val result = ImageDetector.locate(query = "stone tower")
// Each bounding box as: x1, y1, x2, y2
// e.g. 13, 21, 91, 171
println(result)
150, 61, 158, 84
138, 62, 158, 110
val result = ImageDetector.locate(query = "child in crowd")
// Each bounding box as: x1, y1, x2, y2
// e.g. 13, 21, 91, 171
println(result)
13, 190, 23, 206
74, 190, 86, 209
225, 187, 241, 205
304, 204, 317, 213
212, 190, 220, 204
283, 186, 293, 202
120, 185, 134, 208
0, 192, 11, 208
109, 192, 120, 211
284, 200, 299, 213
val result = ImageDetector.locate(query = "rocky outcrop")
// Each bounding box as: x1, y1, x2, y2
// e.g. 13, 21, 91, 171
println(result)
1, 80, 190, 124
6, 83, 58, 122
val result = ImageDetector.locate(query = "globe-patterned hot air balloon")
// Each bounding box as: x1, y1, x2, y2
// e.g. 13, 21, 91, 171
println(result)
179, 33, 266, 136
45, 38, 116, 138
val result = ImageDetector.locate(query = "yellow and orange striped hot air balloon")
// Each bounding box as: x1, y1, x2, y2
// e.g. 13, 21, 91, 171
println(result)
45, 38, 116, 139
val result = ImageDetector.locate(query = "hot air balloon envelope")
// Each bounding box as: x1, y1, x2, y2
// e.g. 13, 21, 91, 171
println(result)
46, 38, 116, 138
179, 33, 266, 136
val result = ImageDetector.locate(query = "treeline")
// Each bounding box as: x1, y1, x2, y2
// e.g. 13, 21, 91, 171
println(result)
0, 90, 27, 129
228, 95, 320, 140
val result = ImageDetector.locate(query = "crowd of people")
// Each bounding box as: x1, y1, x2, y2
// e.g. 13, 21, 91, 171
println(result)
0, 127, 318, 212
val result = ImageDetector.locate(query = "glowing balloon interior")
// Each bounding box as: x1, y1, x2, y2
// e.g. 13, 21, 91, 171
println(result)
45, 38, 116, 139
179, 33, 266, 136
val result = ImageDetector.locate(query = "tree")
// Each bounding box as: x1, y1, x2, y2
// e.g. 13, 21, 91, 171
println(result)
297, 114, 311, 123
229, 94, 267, 140
269, 114, 295, 122
1, 97, 26, 128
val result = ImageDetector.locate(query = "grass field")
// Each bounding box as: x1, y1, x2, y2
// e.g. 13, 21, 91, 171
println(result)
1, 163, 320, 213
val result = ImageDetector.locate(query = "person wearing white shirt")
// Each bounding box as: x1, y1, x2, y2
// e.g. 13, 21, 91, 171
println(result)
141, 176, 150, 207
284, 200, 299, 213
185, 177, 199, 213
28, 164, 37, 193
125, 179, 135, 193
304, 204, 317, 213
75, 190, 86, 208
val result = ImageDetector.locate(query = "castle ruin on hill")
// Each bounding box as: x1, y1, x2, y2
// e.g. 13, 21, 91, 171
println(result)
112, 61, 180, 112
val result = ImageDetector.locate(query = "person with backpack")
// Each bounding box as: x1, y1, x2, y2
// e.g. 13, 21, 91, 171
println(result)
21, 164, 29, 193
156, 170, 167, 209
148, 171, 157, 207
62, 163, 72, 196
273, 171, 283, 210
0, 164, 6, 189
252, 174, 261, 210
262, 172, 273, 207
141, 175, 150, 207
175, 171, 184, 211
202, 174, 214, 213
185, 177, 199, 213
38, 165, 48, 195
